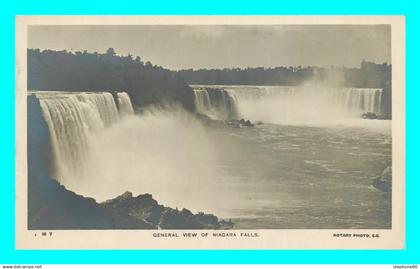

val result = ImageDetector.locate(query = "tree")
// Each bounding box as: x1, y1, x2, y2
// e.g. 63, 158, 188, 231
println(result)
145, 61, 153, 68
106, 48, 116, 56
134, 56, 143, 66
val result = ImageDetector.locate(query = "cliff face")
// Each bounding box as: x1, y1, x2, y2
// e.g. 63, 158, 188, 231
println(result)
29, 175, 227, 229
27, 96, 226, 230
28, 176, 154, 230
27, 49, 196, 112
27, 96, 152, 229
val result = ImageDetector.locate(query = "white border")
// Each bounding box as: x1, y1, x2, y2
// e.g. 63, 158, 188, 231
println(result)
15, 16, 406, 250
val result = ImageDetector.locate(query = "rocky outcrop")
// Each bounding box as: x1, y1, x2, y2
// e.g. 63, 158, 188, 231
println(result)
227, 118, 255, 128
102, 192, 231, 229
29, 177, 154, 230
194, 113, 256, 130
29, 176, 230, 229
361, 112, 378, 119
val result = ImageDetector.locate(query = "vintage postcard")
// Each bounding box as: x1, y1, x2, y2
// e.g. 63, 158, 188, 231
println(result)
15, 16, 405, 249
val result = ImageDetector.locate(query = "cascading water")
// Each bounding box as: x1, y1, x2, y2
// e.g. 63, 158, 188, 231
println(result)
193, 89, 212, 113
192, 87, 238, 120
28, 90, 230, 212
325, 88, 383, 115
117, 92, 135, 116
191, 85, 384, 124
29, 91, 133, 185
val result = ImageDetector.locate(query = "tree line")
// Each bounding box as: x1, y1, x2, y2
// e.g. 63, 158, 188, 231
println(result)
177, 60, 391, 89
28, 48, 195, 111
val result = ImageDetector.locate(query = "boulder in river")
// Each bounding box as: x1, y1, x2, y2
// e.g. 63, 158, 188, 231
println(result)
227, 118, 255, 128
361, 112, 378, 119
373, 166, 392, 192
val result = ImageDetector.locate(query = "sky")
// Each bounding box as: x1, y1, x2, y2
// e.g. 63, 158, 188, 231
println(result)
28, 25, 391, 70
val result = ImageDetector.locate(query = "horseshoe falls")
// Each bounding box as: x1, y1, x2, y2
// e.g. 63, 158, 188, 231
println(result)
192, 85, 385, 126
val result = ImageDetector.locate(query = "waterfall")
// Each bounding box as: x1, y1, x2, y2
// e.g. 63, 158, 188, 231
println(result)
192, 87, 238, 120
194, 89, 211, 113
191, 85, 384, 122
29, 91, 134, 184
328, 88, 383, 115
117, 92, 135, 116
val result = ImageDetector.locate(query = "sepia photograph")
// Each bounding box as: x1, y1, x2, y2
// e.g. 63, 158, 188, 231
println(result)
15, 16, 405, 249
